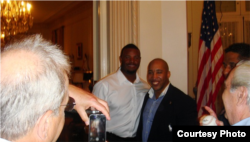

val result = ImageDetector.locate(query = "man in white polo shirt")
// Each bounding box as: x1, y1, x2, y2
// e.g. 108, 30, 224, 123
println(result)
92, 44, 150, 141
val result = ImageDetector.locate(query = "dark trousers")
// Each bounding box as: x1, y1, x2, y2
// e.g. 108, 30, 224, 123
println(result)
106, 132, 137, 142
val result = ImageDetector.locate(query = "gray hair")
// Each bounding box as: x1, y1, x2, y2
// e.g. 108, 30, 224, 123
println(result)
230, 60, 250, 106
0, 34, 70, 140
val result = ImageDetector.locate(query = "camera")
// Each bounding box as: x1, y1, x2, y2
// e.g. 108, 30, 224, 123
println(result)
88, 110, 106, 142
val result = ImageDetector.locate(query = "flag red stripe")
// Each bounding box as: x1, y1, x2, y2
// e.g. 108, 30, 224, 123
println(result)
211, 37, 223, 85
197, 70, 212, 107
197, 45, 210, 85
206, 74, 224, 111
212, 53, 223, 83
212, 76, 224, 103
202, 41, 224, 112
197, 1, 224, 116
198, 39, 203, 50
211, 37, 222, 61
197, 46, 211, 113
197, 64, 212, 112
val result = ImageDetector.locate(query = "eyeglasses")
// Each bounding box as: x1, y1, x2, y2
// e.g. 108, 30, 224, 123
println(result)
61, 97, 76, 111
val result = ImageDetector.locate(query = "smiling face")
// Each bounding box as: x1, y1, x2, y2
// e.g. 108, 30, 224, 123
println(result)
120, 48, 141, 74
147, 59, 170, 98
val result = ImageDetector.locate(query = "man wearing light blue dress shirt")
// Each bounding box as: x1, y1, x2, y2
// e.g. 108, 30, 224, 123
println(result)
137, 58, 198, 142
205, 60, 250, 126
142, 85, 168, 142
0, 35, 110, 142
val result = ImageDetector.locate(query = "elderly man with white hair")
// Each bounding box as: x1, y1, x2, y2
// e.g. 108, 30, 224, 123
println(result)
0, 34, 110, 142
205, 60, 250, 126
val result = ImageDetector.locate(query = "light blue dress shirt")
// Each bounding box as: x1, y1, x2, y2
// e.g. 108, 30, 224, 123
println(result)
233, 117, 250, 126
142, 84, 170, 142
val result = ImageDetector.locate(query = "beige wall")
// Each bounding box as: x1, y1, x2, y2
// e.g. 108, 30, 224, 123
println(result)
187, 1, 203, 98
139, 1, 189, 94
138, 1, 162, 81
137, 1, 203, 98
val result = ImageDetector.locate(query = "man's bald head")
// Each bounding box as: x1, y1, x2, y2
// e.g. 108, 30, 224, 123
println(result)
147, 58, 171, 98
1, 49, 41, 85
148, 58, 169, 72
0, 35, 70, 140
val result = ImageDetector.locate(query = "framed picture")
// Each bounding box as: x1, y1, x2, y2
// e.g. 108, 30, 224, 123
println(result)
76, 43, 83, 60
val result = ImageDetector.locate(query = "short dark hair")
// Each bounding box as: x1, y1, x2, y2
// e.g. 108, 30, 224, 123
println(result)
120, 43, 140, 56
225, 43, 250, 60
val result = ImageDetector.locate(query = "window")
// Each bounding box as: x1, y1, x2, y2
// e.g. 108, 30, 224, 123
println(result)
216, 1, 250, 48
216, 1, 237, 13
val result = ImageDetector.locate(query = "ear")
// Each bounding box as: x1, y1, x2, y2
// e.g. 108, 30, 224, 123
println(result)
237, 86, 248, 105
36, 110, 53, 140
119, 56, 122, 64
167, 71, 171, 78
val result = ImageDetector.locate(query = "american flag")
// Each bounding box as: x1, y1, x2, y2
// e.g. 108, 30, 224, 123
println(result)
197, 1, 224, 117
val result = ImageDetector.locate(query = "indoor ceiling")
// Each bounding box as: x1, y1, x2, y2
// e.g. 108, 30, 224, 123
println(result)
29, 1, 85, 24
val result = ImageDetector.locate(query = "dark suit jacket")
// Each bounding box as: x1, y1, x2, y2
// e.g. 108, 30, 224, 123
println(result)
136, 84, 198, 142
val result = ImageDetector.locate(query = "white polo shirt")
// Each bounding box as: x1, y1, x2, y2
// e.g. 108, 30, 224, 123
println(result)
92, 68, 150, 138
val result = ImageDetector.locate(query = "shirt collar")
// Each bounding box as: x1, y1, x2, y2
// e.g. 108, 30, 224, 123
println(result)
233, 117, 250, 126
0, 138, 10, 142
117, 67, 140, 84
148, 83, 170, 99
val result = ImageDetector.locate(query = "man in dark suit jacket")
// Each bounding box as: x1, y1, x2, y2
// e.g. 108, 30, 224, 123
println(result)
136, 58, 198, 142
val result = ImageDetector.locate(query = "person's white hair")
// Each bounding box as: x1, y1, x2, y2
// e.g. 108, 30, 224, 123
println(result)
230, 60, 250, 106
0, 34, 70, 140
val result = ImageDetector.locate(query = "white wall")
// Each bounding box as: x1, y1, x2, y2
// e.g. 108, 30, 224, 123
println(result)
139, 1, 188, 94
138, 1, 162, 82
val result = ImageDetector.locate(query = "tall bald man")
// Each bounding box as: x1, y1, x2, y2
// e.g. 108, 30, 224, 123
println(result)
136, 58, 198, 142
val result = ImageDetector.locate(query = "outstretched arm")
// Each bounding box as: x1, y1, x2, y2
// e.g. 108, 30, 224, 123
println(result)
68, 84, 110, 125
